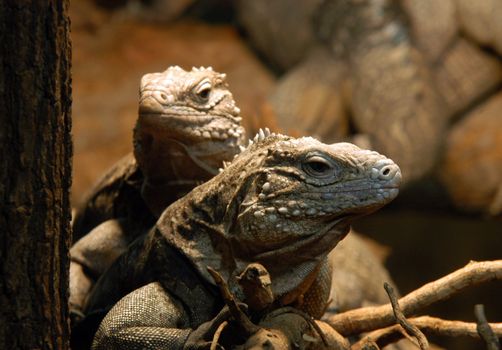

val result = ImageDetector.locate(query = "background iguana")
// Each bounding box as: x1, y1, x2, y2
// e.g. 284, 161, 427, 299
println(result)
236, 0, 502, 190
70, 66, 246, 317
81, 132, 401, 349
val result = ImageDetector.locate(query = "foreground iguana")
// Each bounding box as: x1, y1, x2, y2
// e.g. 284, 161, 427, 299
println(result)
70, 66, 245, 316
83, 132, 401, 349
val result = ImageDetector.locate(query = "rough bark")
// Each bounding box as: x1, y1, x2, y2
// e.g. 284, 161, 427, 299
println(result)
0, 1, 72, 349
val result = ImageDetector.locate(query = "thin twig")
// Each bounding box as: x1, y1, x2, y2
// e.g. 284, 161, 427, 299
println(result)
210, 321, 228, 350
351, 316, 502, 349
474, 304, 500, 350
326, 260, 502, 336
206, 266, 260, 337
384, 282, 428, 349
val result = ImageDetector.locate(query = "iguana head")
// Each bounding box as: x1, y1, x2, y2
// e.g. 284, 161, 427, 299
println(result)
133, 66, 246, 215
163, 130, 401, 300
226, 131, 401, 258
136, 66, 244, 149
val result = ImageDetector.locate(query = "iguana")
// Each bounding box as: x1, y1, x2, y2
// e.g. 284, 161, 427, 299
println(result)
82, 131, 401, 349
70, 66, 246, 317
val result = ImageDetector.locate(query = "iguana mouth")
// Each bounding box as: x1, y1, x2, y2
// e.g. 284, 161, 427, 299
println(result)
139, 112, 245, 145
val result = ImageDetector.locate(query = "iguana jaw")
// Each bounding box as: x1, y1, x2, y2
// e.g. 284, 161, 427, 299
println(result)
133, 113, 245, 186
136, 112, 245, 148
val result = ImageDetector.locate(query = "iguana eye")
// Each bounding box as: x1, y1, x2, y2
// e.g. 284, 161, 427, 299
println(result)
303, 155, 335, 178
193, 80, 212, 103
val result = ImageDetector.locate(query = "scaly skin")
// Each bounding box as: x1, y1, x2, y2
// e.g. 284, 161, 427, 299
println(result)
84, 131, 401, 349
69, 66, 245, 318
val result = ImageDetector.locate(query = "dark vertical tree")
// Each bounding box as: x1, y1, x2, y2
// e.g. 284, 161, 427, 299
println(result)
0, 1, 72, 349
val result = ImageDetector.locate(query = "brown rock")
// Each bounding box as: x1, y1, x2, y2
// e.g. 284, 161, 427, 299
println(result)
439, 92, 502, 215
401, 0, 457, 62
434, 38, 502, 117
455, 0, 502, 55
269, 48, 350, 143
235, 0, 322, 71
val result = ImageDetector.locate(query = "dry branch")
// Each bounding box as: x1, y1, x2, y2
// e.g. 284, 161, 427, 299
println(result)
206, 266, 259, 337
211, 321, 228, 350
326, 260, 502, 336
351, 316, 502, 349
384, 282, 428, 349
474, 304, 500, 350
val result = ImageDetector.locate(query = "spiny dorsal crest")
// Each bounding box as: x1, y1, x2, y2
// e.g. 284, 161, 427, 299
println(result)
217, 160, 233, 173
219, 128, 287, 172
232, 128, 272, 156
242, 128, 290, 155
246, 128, 277, 147
190, 66, 227, 84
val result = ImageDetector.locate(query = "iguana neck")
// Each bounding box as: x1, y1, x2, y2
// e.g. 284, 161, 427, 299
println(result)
134, 125, 219, 217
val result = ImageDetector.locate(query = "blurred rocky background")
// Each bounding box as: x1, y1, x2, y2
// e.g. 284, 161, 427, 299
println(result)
71, 1, 501, 348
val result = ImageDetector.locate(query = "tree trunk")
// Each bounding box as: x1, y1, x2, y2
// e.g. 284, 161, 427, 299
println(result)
0, 1, 72, 349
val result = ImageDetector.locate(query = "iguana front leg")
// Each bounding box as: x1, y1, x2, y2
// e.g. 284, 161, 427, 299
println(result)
70, 218, 140, 317
92, 282, 193, 349
92, 282, 241, 350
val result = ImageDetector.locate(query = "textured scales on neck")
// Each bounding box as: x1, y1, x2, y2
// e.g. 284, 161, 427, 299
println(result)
158, 130, 402, 304
133, 66, 246, 216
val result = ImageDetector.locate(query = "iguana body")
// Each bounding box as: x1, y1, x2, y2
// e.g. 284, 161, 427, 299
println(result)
84, 132, 401, 349
70, 66, 245, 316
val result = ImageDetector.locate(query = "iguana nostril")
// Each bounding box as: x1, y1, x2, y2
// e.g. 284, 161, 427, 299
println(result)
379, 165, 394, 179
372, 161, 400, 181
160, 93, 167, 100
